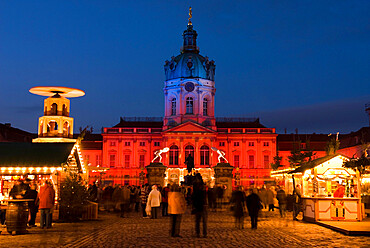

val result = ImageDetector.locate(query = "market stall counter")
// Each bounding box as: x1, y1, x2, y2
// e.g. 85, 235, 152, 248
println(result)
288, 154, 363, 222
302, 196, 361, 222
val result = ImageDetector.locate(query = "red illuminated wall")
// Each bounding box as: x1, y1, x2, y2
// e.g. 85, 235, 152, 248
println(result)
83, 119, 277, 187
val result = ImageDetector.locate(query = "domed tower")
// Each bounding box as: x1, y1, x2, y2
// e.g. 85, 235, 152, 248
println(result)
29, 86, 85, 143
163, 9, 216, 130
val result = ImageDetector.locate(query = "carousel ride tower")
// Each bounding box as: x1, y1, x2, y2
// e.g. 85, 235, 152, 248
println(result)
29, 86, 85, 143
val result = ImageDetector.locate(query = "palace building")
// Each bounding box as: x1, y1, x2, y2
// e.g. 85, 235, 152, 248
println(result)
84, 19, 278, 187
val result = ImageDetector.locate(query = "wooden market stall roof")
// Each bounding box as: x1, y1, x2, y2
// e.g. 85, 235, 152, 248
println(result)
288, 154, 349, 174
0, 142, 75, 167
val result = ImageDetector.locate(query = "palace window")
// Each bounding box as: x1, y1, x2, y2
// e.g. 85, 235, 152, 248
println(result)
109, 154, 116, 168
169, 145, 179, 165
154, 142, 160, 147
249, 142, 254, 147
185, 145, 195, 158
263, 142, 269, 147
234, 155, 240, 168
124, 154, 130, 168
139, 142, 145, 146
264, 155, 270, 169
110, 141, 116, 147
200, 145, 210, 165
186, 97, 193, 114
248, 155, 255, 168
84, 155, 90, 165
234, 142, 240, 147
219, 142, 225, 147
96, 155, 101, 166
139, 154, 145, 168
171, 98, 176, 116
203, 99, 208, 116
125, 141, 131, 146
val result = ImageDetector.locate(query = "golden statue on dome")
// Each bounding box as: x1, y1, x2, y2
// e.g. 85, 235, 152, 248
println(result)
188, 6, 192, 25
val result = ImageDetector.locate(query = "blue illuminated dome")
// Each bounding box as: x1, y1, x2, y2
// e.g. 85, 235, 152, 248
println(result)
164, 24, 215, 81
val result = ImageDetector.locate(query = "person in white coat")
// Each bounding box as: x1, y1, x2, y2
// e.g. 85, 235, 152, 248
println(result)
147, 185, 162, 219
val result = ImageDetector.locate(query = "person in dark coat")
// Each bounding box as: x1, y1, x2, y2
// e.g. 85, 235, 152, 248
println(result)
88, 182, 98, 202
276, 186, 287, 218
216, 186, 224, 209
266, 187, 275, 211
23, 183, 38, 227
246, 188, 262, 229
192, 182, 207, 238
293, 185, 302, 221
161, 184, 170, 216
103, 184, 114, 211
9, 180, 23, 199
140, 184, 149, 217
120, 185, 131, 218
230, 187, 246, 229
207, 187, 216, 212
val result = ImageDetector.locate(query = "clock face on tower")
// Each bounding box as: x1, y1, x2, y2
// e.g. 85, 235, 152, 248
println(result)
185, 82, 195, 92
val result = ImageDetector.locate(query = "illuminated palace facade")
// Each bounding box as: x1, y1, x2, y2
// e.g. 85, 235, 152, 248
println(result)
83, 22, 278, 186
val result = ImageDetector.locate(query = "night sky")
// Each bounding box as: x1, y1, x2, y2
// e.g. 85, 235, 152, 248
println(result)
0, 1, 369, 134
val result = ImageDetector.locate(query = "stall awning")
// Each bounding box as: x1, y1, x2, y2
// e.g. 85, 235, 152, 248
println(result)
0, 142, 75, 167
288, 154, 349, 174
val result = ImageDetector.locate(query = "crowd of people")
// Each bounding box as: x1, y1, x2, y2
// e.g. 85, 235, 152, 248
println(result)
5, 179, 56, 229
86, 173, 301, 237
229, 185, 296, 230
1, 175, 301, 237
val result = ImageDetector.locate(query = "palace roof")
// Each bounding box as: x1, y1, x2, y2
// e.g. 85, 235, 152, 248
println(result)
114, 117, 163, 128
215, 118, 265, 128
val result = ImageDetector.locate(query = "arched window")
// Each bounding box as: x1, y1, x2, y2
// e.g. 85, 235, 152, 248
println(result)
200, 145, 210, 165
51, 103, 57, 115
39, 123, 43, 134
186, 97, 193, 114
63, 122, 69, 136
47, 121, 58, 133
171, 98, 176, 116
169, 145, 179, 165
185, 145, 194, 158
203, 99, 208, 116
62, 104, 67, 116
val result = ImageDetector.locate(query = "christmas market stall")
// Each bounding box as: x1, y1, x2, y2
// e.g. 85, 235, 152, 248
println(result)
0, 141, 86, 227
288, 154, 362, 222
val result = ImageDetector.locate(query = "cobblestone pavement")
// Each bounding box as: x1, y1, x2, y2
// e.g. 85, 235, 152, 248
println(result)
1, 209, 369, 248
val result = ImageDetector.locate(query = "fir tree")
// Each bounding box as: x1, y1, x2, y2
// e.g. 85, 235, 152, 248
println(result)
288, 140, 314, 168
270, 153, 283, 170
343, 142, 370, 176
59, 171, 88, 221
326, 134, 340, 155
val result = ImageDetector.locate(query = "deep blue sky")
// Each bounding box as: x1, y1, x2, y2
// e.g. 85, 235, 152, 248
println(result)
0, 1, 369, 134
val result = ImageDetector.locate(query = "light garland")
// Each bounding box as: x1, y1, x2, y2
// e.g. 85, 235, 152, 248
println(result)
68, 143, 87, 174
270, 168, 295, 176
0, 166, 60, 174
